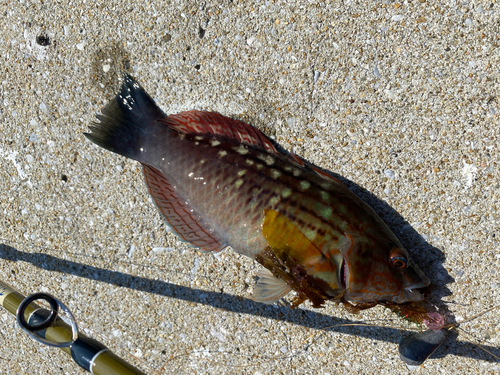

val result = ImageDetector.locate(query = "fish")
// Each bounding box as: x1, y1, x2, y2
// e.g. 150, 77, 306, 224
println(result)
84, 74, 430, 312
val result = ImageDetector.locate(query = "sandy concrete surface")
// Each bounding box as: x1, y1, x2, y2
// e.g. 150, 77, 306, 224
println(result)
0, 1, 499, 374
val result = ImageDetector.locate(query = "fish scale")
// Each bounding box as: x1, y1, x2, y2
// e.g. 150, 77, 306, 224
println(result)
85, 74, 430, 309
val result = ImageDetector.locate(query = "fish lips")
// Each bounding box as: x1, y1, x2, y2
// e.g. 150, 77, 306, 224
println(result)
405, 262, 431, 288
403, 288, 425, 302
402, 261, 431, 302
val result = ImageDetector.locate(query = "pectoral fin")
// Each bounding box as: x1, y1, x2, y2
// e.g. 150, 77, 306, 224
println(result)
251, 268, 292, 304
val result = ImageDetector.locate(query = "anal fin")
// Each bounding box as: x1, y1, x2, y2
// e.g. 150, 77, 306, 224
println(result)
142, 164, 227, 252
251, 268, 292, 304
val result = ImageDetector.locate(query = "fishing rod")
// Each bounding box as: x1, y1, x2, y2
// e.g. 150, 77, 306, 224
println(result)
0, 279, 147, 375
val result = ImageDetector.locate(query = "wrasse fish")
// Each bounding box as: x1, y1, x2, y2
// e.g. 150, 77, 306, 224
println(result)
85, 75, 430, 312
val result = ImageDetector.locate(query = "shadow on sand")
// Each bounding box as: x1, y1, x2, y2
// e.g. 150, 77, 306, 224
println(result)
1, 203, 498, 365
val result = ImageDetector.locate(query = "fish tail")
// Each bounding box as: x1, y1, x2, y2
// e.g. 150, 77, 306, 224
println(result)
84, 74, 166, 162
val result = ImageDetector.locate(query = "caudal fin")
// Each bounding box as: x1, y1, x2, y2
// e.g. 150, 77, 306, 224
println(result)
84, 74, 166, 161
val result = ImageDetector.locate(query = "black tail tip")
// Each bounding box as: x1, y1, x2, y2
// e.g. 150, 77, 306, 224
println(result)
121, 73, 142, 93
84, 74, 166, 159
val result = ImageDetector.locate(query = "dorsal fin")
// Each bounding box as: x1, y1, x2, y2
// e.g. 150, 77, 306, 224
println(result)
142, 164, 227, 252
288, 152, 344, 185
164, 110, 278, 153
166, 110, 343, 185
165, 110, 344, 187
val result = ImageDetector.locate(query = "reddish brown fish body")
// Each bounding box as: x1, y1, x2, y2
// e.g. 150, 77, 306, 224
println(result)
85, 75, 430, 309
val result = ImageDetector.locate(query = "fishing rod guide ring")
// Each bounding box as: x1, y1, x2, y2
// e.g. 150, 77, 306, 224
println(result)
17, 293, 59, 331
16, 292, 79, 348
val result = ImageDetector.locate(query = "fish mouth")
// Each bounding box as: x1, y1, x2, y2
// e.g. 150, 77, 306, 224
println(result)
403, 288, 425, 302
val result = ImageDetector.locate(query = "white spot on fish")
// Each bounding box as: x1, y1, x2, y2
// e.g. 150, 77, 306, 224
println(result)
321, 207, 333, 219
269, 196, 279, 205
281, 188, 292, 198
258, 154, 274, 165
246, 159, 254, 165
238, 170, 247, 176
140, 147, 144, 152
293, 169, 301, 177
195, 142, 199, 145
270, 169, 281, 179
200, 159, 205, 164
195, 136, 204, 141
320, 181, 331, 190
300, 181, 310, 190
235, 179, 244, 188
218, 150, 227, 158
233, 145, 249, 155
189, 172, 194, 177
211, 139, 221, 147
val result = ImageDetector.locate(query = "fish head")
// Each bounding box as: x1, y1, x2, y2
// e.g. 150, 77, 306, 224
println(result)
341, 236, 430, 304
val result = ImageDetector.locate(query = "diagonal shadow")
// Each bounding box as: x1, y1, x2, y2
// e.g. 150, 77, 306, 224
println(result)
0, 243, 497, 363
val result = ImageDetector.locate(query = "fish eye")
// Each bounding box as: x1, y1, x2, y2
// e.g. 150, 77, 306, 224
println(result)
391, 255, 407, 269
